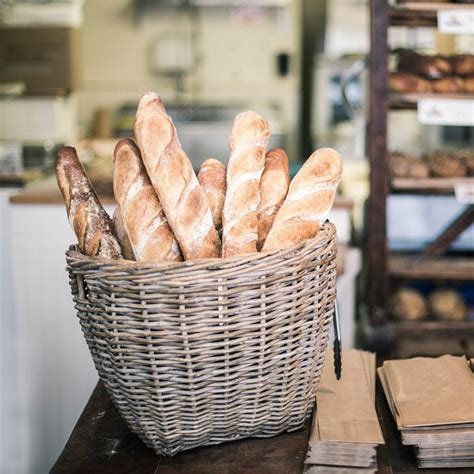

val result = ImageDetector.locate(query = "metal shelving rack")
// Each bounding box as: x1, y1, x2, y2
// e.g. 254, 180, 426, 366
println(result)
367, 0, 474, 347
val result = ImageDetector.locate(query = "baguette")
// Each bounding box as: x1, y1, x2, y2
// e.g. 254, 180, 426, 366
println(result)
134, 92, 220, 260
113, 138, 182, 262
222, 111, 270, 257
257, 148, 290, 250
197, 158, 226, 232
113, 207, 135, 260
262, 148, 342, 252
55, 146, 122, 259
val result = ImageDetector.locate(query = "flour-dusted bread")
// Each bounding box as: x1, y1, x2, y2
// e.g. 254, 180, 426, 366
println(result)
134, 92, 220, 260
198, 158, 226, 232
222, 111, 270, 257
257, 148, 290, 250
113, 207, 135, 261
55, 146, 122, 259
113, 138, 182, 262
262, 147, 342, 252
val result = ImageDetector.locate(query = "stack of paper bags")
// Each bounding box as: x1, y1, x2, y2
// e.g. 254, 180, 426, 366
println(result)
378, 355, 474, 469
305, 350, 384, 473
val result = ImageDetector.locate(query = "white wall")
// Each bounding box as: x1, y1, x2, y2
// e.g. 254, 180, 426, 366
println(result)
6, 203, 108, 473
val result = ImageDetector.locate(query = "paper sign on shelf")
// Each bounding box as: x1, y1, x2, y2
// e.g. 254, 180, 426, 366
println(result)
418, 98, 474, 126
437, 9, 474, 35
454, 182, 474, 204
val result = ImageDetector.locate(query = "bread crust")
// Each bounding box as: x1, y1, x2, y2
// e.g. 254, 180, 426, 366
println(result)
134, 92, 220, 260
113, 138, 182, 262
198, 158, 226, 232
222, 111, 270, 257
55, 146, 122, 259
262, 147, 342, 252
257, 148, 290, 250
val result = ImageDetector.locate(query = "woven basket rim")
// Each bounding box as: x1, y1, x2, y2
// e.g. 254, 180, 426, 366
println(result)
66, 221, 336, 271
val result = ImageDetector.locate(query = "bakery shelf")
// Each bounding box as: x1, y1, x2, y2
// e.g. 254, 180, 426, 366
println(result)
389, 3, 473, 27
389, 92, 474, 110
389, 255, 474, 281
391, 177, 474, 194
394, 319, 474, 336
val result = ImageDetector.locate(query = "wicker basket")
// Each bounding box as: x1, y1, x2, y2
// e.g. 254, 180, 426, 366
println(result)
65, 222, 338, 456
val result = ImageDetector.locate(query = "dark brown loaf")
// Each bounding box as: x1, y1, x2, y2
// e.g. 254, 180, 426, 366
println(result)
197, 158, 226, 232
113, 138, 182, 262
257, 148, 290, 250
222, 111, 270, 257
398, 51, 451, 79
262, 148, 342, 252
55, 146, 122, 259
113, 207, 135, 260
134, 92, 220, 260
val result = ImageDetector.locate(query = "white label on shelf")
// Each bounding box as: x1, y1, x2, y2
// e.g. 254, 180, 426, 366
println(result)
454, 182, 474, 204
418, 98, 474, 126
437, 9, 474, 35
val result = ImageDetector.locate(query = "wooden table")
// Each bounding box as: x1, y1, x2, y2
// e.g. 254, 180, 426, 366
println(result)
51, 381, 472, 474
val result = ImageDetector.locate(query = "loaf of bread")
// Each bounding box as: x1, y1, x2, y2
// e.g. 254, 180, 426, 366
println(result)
432, 77, 464, 93
389, 288, 427, 321
429, 288, 467, 321
450, 55, 474, 77
398, 51, 451, 79
197, 158, 226, 232
222, 111, 270, 257
423, 150, 467, 178
134, 92, 220, 260
463, 76, 474, 93
389, 72, 432, 93
55, 147, 122, 259
389, 151, 429, 179
262, 148, 342, 252
113, 138, 182, 262
113, 207, 135, 260
257, 148, 290, 250
455, 149, 474, 176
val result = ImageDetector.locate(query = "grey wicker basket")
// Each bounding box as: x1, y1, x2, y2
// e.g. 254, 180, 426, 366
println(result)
65, 222, 338, 456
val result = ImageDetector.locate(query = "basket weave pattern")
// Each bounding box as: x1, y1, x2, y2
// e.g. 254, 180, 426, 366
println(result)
66, 222, 337, 456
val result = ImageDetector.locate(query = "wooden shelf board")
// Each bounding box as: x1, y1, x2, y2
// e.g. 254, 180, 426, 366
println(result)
390, 2, 473, 26
389, 255, 474, 281
394, 319, 474, 336
389, 92, 474, 110
391, 177, 474, 194
392, 2, 474, 12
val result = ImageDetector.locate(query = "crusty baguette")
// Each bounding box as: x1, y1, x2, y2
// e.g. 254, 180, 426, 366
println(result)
222, 111, 270, 257
257, 148, 290, 250
262, 148, 342, 252
55, 146, 122, 259
197, 158, 226, 232
113, 138, 182, 262
113, 207, 135, 260
134, 92, 220, 260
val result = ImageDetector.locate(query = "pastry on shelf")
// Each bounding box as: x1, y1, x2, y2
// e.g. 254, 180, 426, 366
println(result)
389, 72, 432, 93
450, 54, 474, 77
389, 287, 428, 321
463, 76, 474, 94
389, 151, 429, 179
398, 51, 451, 80
422, 150, 467, 178
455, 149, 474, 176
428, 288, 467, 321
431, 77, 464, 93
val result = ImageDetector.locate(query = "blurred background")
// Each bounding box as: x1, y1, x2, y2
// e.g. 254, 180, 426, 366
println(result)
0, 0, 472, 472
